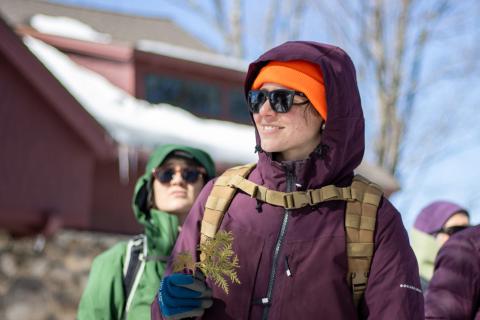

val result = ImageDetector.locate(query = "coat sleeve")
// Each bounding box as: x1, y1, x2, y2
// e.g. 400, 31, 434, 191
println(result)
77, 243, 126, 320
151, 180, 215, 320
361, 198, 424, 319
424, 231, 480, 319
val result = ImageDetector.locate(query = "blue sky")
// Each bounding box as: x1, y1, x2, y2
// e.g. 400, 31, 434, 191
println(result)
48, 0, 480, 229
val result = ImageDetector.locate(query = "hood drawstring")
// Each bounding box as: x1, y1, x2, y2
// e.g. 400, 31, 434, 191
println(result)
256, 171, 266, 214
255, 145, 263, 153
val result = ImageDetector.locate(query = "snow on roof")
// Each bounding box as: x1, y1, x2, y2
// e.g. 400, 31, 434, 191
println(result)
24, 36, 256, 164
30, 14, 112, 43
29, 13, 246, 73
137, 39, 248, 72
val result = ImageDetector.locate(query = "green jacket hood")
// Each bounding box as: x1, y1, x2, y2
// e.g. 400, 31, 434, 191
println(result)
132, 144, 215, 227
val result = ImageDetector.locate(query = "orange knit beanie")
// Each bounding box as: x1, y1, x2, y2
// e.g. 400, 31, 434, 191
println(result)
251, 60, 327, 120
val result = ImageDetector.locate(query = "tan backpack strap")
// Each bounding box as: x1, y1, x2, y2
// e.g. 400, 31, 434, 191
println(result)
199, 163, 256, 262
216, 175, 355, 209
345, 174, 383, 310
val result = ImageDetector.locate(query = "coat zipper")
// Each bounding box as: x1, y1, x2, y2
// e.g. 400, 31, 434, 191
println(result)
261, 165, 295, 320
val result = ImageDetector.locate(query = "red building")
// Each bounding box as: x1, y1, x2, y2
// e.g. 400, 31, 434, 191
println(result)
0, 1, 252, 236
0, 15, 150, 235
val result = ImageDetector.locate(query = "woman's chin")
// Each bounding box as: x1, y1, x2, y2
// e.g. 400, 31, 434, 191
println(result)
159, 202, 190, 216
260, 143, 283, 154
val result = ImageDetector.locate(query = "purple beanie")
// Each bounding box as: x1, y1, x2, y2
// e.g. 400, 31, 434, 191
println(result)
414, 200, 469, 235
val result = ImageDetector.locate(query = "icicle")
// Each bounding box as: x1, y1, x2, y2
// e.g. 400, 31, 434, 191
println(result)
129, 148, 138, 178
118, 144, 130, 185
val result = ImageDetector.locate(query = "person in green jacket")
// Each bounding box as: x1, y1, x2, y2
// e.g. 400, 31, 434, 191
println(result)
77, 144, 216, 320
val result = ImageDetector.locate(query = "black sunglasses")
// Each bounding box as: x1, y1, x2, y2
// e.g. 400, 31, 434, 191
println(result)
152, 167, 205, 184
247, 89, 308, 113
435, 225, 470, 236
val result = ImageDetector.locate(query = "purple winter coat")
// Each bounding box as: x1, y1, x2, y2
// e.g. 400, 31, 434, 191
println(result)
425, 225, 480, 319
152, 41, 424, 319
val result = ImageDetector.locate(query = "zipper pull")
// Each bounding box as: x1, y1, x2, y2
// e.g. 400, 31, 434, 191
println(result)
285, 256, 293, 277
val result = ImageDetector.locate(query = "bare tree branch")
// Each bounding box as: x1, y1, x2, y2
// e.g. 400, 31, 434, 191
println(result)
288, 0, 307, 40
397, 0, 454, 174
164, 0, 246, 56
264, 0, 281, 50
212, 0, 226, 30
228, 0, 244, 57
386, 0, 411, 173
372, 0, 389, 167
357, 1, 374, 64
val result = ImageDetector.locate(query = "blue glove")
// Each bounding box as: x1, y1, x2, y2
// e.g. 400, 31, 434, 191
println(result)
159, 273, 213, 320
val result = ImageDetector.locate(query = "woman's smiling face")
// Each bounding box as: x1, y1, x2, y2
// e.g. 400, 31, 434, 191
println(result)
253, 83, 324, 161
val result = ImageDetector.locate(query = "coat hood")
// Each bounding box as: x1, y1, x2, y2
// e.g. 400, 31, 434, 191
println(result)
413, 200, 468, 235
132, 144, 216, 227
244, 41, 364, 189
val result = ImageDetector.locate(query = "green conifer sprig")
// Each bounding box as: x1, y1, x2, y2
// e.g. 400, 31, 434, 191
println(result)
172, 230, 241, 294
198, 231, 241, 294
172, 251, 196, 273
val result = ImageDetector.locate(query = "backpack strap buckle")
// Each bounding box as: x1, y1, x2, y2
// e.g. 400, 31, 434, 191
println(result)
283, 191, 314, 209
283, 193, 294, 209
351, 271, 369, 306
351, 272, 368, 293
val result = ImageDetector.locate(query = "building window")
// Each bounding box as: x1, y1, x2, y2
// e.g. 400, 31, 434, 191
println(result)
145, 74, 220, 117
228, 88, 251, 124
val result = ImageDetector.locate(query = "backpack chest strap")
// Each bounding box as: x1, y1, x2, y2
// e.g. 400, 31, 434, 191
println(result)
215, 174, 365, 209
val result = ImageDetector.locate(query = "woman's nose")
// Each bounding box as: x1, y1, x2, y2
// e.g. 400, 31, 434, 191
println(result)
170, 171, 184, 185
258, 99, 275, 116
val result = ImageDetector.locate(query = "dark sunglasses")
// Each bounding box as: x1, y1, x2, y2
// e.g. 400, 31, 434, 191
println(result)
152, 167, 205, 184
247, 89, 308, 113
435, 225, 470, 236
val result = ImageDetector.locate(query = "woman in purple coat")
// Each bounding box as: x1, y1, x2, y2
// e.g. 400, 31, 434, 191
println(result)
152, 41, 424, 319
425, 224, 480, 319
411, 200, 470, 290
